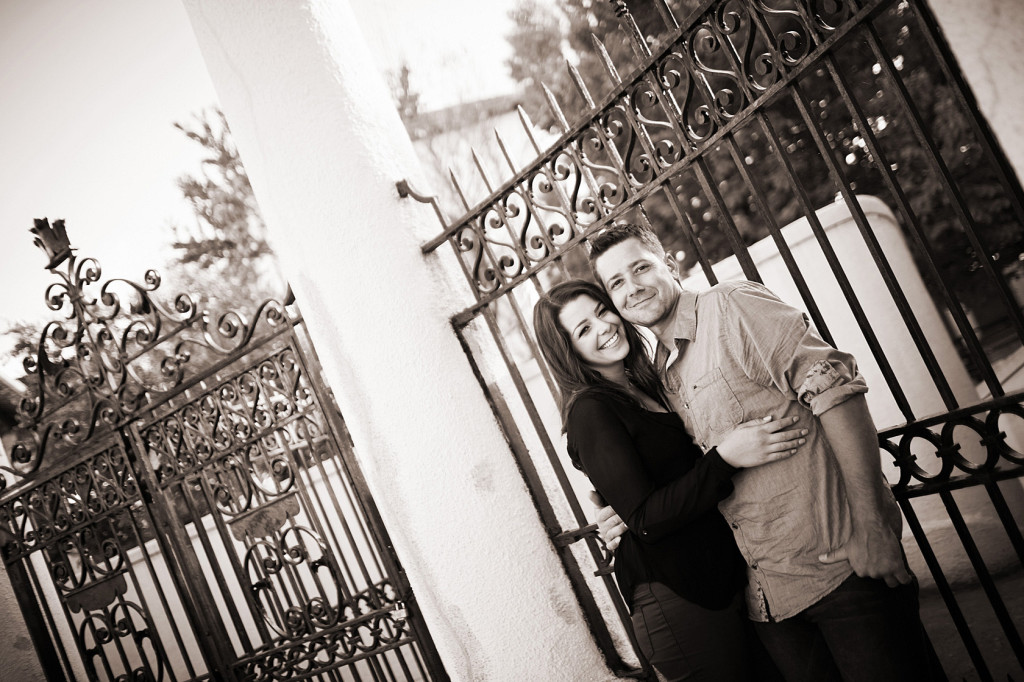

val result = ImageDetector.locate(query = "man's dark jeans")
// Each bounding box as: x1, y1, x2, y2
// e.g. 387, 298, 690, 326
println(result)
752, 573, 947, 682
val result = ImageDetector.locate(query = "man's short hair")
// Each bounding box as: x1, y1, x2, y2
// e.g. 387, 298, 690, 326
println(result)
587, 222, 666, 266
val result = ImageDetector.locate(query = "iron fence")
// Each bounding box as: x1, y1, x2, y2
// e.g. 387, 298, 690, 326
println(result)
410, 0, 1024, 679
1, 225, 447, 681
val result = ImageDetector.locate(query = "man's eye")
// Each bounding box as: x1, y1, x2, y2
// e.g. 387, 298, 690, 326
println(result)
608, 279, 622, 290
635, 264, 649, 273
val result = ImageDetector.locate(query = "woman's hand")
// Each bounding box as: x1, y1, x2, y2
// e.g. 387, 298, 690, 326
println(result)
716, 415, 807, 469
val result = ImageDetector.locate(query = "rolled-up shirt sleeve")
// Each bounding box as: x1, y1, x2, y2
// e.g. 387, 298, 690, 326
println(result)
723, 283, 867, 416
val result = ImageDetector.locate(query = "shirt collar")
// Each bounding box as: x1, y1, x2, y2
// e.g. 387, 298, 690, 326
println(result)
654, 288, 699, 348
653, 288, 698, 370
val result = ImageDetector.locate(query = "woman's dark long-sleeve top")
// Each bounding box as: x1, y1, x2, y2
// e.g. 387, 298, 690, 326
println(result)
566, 392, 747, 611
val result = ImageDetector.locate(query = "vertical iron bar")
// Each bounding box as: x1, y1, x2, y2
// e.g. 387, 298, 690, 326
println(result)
940, 489, 1024, 664
511, 111, 589, 281
4, 557, 68, 681
98, 600, 136, 680
659, 182, 719, 285
124, 500, 199, 679
451, 171, 523, 306
385, 644, 415, 682
908, 0, 1024, 244
23, 522, 87, 680
104, 512, 177, 681
494, 128, 568, 281
126, 427, 238, 678
277, 424, 377, 593
609, 0, 652, 61
905, 2, 1024, 346
535, 92, 613, 227
984, 480, 1024, 569
690, 155, 763, 282
477, 301, 590, 529
821, 43, 984, 405
473, 303, 654, 678
753, 108, 852, 349
899, 497, 991, 681
654, 0, 679, 32
189, 471, 264, 648
789, 80, 921, 420
720, 131, 833, 341
293, 433, 361, 602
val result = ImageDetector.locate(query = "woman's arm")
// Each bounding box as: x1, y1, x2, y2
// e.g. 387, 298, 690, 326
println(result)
569, 397, 736, 543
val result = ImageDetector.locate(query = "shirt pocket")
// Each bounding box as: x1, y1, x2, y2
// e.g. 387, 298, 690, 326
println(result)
687, 367, 743, 435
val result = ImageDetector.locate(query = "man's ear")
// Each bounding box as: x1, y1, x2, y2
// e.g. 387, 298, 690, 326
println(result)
664, 252, 684, 285
664, 252, 679, 275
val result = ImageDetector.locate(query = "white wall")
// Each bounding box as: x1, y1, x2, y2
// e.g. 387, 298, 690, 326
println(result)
929, 0, 1024, 183
0, 566, 43, 682
180, 1, 615, 680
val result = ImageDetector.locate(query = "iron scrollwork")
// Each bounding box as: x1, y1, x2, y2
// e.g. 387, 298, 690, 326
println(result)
428, 0, 833, 302
235, 581, 410, 681
0, 444, 172, 680
4, 219, 291, 490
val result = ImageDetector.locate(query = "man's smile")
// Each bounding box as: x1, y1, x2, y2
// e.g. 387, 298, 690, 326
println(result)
628, 293, 654, 308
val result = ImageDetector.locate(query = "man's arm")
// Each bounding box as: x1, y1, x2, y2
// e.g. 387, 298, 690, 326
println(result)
817, 394, 910, 587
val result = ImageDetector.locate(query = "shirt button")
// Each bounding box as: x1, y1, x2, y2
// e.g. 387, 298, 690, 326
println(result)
701, 442, 707, 450
683, 402, 690, 410
731, 523, 738, 529
751, 563, 759, 570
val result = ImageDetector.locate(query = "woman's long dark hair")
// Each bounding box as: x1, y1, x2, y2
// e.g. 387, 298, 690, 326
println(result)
533, 279, 666, 430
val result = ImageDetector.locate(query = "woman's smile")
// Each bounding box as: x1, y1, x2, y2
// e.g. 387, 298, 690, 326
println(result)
599, 330, 621, 350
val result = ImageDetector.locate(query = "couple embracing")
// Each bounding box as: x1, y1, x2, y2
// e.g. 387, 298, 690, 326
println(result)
533, 223, 944, 681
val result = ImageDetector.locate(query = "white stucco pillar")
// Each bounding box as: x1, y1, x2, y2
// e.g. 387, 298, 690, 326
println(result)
180, 1, 613, 679
0, 567, 45, 682
928, 0, 1024, 182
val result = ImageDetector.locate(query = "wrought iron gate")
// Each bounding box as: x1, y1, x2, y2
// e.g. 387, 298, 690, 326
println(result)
408, 0, 1024, 679
0, 224, 446, 681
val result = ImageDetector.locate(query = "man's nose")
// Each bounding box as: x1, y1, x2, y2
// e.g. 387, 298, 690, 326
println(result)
626, 278, 644, 297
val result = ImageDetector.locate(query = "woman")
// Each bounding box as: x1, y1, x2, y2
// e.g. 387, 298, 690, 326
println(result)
533, 279, 805, 681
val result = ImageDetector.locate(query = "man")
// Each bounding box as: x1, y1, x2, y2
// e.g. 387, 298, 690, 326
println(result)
587, 223, 943, 681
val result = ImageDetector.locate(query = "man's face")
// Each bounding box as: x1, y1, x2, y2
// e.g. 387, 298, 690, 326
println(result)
593, 237, 680, 330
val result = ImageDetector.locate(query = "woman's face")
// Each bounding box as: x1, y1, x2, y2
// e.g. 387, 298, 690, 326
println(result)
557, 294, 630, 370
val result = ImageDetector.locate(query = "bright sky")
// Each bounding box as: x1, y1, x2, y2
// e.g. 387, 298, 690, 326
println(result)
0, 0, 518, 374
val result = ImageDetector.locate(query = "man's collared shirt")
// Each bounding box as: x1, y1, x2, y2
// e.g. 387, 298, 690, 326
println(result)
654, 280, 901, 622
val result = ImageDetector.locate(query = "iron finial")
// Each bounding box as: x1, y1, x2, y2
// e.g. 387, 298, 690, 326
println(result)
516, 106, 543, 154
609, 0, 651, 60
31, 218, 72, 270
567, 60, 596, 109
541, 83, 571, 132
592, 34, 622, 85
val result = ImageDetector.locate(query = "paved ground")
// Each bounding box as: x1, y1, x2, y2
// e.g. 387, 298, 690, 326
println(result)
919, 571, 1024, 681
904, 485, 1024, 681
